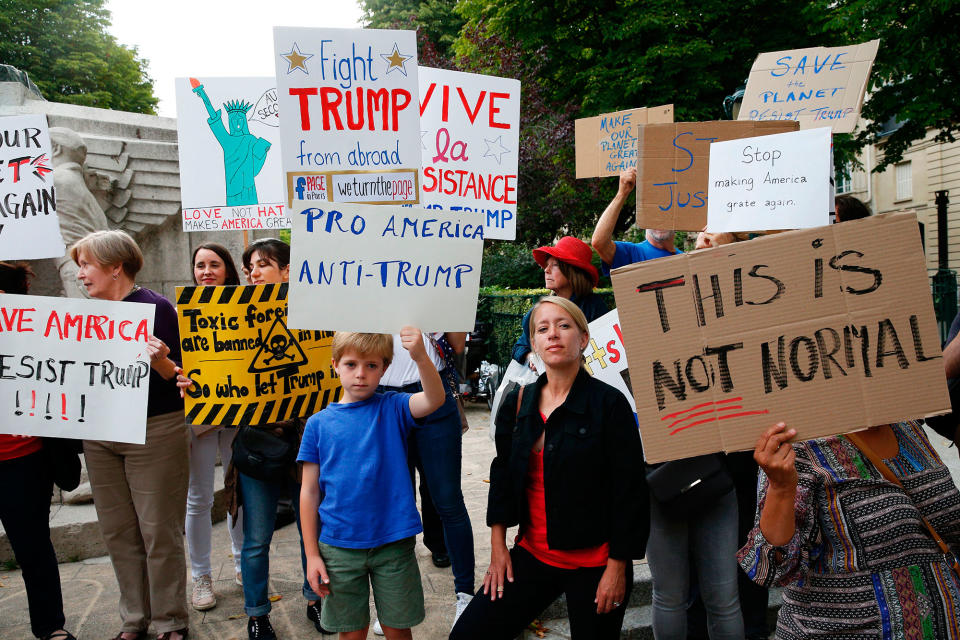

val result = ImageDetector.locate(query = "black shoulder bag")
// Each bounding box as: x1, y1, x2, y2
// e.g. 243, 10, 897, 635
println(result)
231, 425, 298, 482
645, 453, 734, 519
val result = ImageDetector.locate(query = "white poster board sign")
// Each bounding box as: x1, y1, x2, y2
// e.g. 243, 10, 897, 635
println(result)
0, 294, 154, 444
273, 27, 421, 208
707, 127, 831, 232
288, 202, 483, 332
419, 67, 521, 240
175, 77, 289, 232
0, 115, 65, 259
584, 309, 636, 414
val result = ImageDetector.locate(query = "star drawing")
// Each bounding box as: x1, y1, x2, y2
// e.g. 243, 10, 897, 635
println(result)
381, 43, 412, 76
483, 136, 511, 164
420, 130, 429, 150
282, 43, 313, 74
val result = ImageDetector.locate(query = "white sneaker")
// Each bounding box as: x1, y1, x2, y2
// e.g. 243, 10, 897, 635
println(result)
235, 571, 243, 586
372, 618, 384, 635
453, 592, 473, 628
191, 574, 216, 611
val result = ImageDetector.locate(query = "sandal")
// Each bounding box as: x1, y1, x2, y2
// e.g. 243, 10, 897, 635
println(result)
157, 629, 189, 640
110, 633, 147, 640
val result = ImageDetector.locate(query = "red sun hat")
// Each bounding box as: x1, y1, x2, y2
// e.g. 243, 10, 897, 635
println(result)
532, 236, 600, 288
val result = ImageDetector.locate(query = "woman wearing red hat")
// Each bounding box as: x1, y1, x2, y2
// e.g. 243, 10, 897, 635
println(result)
511, 237, 608, 368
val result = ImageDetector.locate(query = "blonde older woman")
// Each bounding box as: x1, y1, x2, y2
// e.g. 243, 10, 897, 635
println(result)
72, 230, 189, 640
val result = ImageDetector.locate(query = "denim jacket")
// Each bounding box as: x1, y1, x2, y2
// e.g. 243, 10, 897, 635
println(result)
487, 369, 649, 560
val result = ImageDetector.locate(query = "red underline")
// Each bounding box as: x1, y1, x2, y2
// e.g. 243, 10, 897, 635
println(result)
669, 409, 770, 436
661, 397, 743, 421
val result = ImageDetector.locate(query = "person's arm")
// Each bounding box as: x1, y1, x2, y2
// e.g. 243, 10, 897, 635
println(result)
755, 423, 798, 546
402, 326, 445, 419
944, 334, 960, 378
483, 523, 513, 601
444, 332, 466, 355
146, 335, 178, 380
591, 168, 636, 265
300, 463, 330, 597
511, 309, 534, 367
484, 389, 522, 599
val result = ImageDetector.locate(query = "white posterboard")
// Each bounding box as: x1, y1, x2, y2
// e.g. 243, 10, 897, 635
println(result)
175, 77, 289, 232
288, 202, 483, 332
0, 294, 154, 444
707, 127, 831, 232
419, 67, 521, 241
273, 27, 421, 208
0, 115, 65, 259
584, 309, 636, 415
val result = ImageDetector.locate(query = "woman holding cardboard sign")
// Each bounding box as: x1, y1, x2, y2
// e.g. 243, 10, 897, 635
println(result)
177, 238, 326, 640
72, 230, 189, 640
742, 421, 960, 639
182, 243, 245, 612
451, 296, 647, 640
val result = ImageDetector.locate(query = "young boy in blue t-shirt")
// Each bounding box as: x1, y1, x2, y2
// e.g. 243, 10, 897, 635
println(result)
298, 327, 446, 639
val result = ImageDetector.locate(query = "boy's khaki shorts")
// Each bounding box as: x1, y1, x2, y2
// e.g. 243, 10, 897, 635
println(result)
318, 536, 425, 632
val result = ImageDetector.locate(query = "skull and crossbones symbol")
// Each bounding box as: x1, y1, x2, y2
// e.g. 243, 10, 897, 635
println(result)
263, 334, 296, 365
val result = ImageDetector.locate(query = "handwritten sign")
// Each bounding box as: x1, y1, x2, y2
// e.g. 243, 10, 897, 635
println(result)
738, 40, 880, 134
175, 77, 289, 232
176, 284, 341, 426
575, 105, 673, 179
707, 127, 831, 232
419, 67, 520, 241
0, 115, 65, 259
274, 27, 420, 207
636, 121, 798, 231
288, 202, 483, 332
610, 213, 949, 462
583, 309, 636, 415
0, 294, 153, 443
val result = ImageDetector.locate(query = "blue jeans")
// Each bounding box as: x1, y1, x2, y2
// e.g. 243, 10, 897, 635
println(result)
646, 488, 743, 640
238, 471, 320, 616
383, 384, 475, 595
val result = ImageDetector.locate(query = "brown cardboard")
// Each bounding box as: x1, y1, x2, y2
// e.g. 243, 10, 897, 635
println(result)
635, 121, 798, 231
575, 105, 674, 178
738, 40, 880, 134
610, 213, 949, 462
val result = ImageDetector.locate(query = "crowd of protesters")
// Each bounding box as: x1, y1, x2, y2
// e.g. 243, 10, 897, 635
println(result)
1, 167, 958, 640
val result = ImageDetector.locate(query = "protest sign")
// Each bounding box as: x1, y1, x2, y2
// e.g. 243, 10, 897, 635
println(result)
0, 115, 65, 259
288, 202, 483, 333
636, 121, 798, 231
0, 294, 153, 443
176, 284, 341, 427
419, 67, 521, 241
274, 27, 420, 208
610, 213, 949, 463
707, 127, 831, 232
575, 105, 674, 179
738, 39, 880, 134
583, 309, 636, 414
175, 77, 289, 232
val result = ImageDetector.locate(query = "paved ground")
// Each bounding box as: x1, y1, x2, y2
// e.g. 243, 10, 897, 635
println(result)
1, 403, 958, 639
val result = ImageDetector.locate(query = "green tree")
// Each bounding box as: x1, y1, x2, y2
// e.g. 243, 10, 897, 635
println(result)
0, 0, 157, 113
361, 0, 464, 57
818, 0, 960, 171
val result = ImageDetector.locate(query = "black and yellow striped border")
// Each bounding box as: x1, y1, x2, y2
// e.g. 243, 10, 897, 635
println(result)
177, 283, 288, 307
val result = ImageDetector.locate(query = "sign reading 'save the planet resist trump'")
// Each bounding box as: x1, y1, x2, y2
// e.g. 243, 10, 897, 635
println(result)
418, 67, 521, 240
273, 27, 421, 208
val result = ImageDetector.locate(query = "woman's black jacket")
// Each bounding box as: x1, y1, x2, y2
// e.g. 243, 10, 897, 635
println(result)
487, 368, 650, 561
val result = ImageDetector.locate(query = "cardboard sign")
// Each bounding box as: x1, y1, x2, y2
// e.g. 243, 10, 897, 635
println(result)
0, 115, 65, 259
707, 127, 831, 232
176, 284, 341, 426
419, 67, 521, 241
175, 77, 289, 232
583, 309, 636, 414
636, 121, 798, 231
274, 27, 421, 207
288, 202, 483, 332
610, 213, 949, 463
575, 105, 674, 178
0, 294, 153, 443
738, 39, 880, 134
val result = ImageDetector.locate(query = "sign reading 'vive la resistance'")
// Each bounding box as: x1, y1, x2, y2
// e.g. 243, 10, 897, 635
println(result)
610, 213, 949, 463
176, 284, 341, 427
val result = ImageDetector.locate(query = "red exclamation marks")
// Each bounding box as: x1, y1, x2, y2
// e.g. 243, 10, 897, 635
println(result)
78, 395, 86, 422
29, 390, 35, 417
14, 390, 22, 416
61, 393, 68, 421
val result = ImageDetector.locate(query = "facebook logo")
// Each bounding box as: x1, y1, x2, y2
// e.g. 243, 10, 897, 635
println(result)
295, 176, 307, 200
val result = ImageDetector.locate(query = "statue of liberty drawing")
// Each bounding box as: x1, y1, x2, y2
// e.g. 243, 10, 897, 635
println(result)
190, 78, 271, 206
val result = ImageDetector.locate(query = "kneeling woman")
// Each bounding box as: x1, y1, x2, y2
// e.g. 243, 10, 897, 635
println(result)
451, 296, 648, 640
